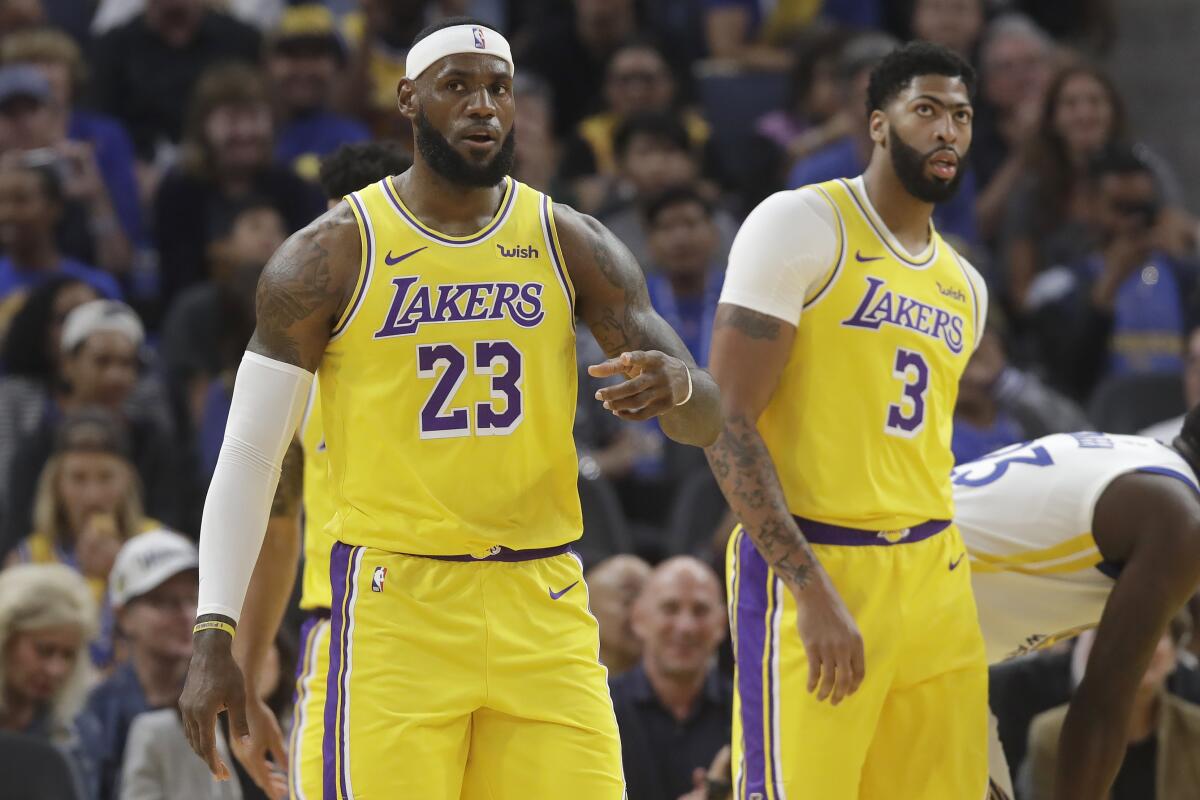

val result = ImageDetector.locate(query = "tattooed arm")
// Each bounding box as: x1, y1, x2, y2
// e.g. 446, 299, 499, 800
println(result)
707, 303, 865, 705
554, 204, 721, 446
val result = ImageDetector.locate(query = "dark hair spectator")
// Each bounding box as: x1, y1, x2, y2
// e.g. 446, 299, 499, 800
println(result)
87, 0, 261, 168
518, 0, 638, 137
0, 153, 122, 302
1, 27, 145, 247
153, 61, 324, 316
317, 140, 412, 203
0, 563, 96, 798
267, 4, 370, 184
746, 26, 852, 206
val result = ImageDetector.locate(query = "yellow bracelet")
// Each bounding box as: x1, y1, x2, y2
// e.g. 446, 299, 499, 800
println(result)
193, 620, 236, 638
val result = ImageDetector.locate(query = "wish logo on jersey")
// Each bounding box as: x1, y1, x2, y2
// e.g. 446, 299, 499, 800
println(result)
842, 276, 966, 354
374, 276, 546, 338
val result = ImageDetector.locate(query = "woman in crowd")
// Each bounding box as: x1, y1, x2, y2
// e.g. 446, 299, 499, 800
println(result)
1002, 62, 1189, 309
0, 562, 97, 795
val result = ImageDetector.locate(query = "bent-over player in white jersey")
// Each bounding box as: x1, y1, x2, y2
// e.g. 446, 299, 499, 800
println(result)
953, 411, 1200, 800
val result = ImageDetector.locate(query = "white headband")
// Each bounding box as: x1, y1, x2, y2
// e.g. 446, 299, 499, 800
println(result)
405, 24, 514, 81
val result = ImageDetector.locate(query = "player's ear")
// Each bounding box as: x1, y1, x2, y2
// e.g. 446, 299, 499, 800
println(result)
869, 109, 888, 147
397, 77, 419, 121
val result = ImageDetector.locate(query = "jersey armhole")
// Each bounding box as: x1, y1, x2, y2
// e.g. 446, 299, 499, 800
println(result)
330, 190, 374, 341
800, 185, 846, 309
540, 195, 576, 314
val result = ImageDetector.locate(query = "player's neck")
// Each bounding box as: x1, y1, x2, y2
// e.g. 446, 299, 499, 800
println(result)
396, 162, 507, 237
861, 160, 934, 253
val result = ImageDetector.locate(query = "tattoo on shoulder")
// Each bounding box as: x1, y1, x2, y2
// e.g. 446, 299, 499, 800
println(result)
252, 210, 351, 364
715, 305, 782, 341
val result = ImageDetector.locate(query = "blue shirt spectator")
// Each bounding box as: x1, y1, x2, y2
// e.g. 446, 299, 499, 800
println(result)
275, 111, 370, 182
0, 255, 121, 301
68, 111, 144, 243
787, 136, 981, 246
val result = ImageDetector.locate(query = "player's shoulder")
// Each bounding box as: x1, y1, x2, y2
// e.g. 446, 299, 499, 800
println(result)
748, 185, 838, 229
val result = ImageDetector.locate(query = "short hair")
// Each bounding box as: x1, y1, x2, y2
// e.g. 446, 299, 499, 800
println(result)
866, 41, 977, 116
0, 276, 91, 381
613, 111, 690, 161
207, 194, 284, 242
318, 142, 413, 201
412, 15, 500, 48
642, 184, 712, 228
1088, 141, 1155, 182
0, 27, 87, 93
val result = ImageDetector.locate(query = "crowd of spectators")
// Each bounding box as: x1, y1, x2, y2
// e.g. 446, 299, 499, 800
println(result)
0, 1, 1197, 799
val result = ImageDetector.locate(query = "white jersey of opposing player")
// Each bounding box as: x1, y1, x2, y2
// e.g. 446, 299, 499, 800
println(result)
953, 431, 1199, 664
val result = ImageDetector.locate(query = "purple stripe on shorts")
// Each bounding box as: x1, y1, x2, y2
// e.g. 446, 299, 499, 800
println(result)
736, 530, 771, 799
323, 542, 354, 800
793, 516, 950, 547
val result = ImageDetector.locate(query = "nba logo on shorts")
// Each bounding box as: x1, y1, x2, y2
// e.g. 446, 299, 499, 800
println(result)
371, 566, 387, 593
472, 27, 486, 48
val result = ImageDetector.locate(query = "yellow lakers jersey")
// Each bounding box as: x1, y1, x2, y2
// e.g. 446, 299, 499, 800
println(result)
298, 379, 335, 610
319, 176, 582, 556
760, 178, 981, 530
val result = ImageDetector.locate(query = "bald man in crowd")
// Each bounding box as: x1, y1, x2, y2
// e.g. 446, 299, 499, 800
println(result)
587, 554, 653, 676
610, 556, 733, 800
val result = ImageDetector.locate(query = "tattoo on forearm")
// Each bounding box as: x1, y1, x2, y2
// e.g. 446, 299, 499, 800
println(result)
583, 232, 655, 357
706, 412, 813, 588
715, 305, 782, 341
271, 438, 304, 517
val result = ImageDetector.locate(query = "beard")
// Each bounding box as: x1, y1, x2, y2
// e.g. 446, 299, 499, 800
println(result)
888, 127, 966, 204
414, 110, 516, 188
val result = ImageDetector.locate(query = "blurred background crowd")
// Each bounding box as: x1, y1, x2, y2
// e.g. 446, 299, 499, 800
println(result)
1, 0, 1200, 798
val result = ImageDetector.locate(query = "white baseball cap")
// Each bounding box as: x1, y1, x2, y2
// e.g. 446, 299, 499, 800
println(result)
60, 299, 145, 354
109, 529, 199, 607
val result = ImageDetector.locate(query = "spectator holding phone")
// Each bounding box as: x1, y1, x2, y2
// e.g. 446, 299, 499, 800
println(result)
1030, 143, 1200, 402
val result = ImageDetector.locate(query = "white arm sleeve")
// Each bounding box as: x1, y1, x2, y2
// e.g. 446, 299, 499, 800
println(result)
196, 352, 313, 622
718, 188, 840, 326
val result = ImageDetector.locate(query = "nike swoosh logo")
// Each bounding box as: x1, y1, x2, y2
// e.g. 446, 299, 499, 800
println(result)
548, 581, 579, 600
385, 246, 427, 265
855, 250, 884, 263
949, 553, 966, 571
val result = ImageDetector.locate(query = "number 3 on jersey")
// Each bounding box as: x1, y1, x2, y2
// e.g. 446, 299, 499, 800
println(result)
885, 347, 929, 437
417, 340, 523, 438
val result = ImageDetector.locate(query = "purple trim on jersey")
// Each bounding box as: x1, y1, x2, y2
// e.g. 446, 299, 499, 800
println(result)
838, 179, 937, 267
735, 530, 770, 799
398, 543, 572, 562
323, 542, 355, 799
540, 193, 575, 309
793, 516, 950, 546
384, 175, 515, 245
332, 191, 374, 336
1136, 465, 1200, 495
291, 614, 323, 800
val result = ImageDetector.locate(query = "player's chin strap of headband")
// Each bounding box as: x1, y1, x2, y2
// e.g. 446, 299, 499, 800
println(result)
405, 24, 515, 81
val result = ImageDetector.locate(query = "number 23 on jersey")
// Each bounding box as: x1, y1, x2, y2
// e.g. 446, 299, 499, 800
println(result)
417, 340, 524, 438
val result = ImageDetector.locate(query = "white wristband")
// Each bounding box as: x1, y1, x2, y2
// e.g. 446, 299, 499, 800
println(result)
675, 365, 694, 406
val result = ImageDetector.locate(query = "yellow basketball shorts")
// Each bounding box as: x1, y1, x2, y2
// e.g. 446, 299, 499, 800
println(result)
727, 522, 988, 800
290, 612, 330, 800
323, 541, 625, 800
